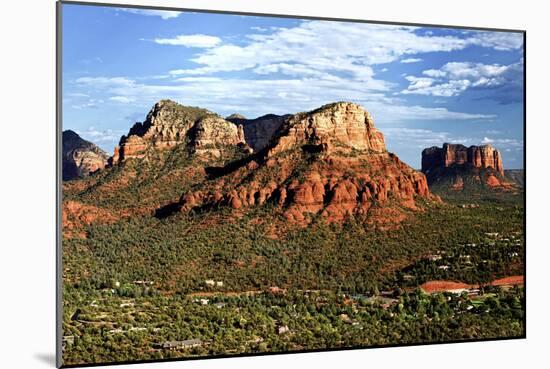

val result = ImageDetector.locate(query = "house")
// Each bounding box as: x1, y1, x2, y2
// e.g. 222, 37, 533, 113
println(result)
277, 325, 290, 334
154, 339, 204, 350
205, 279, 223, 287
427, 254, 442, 261
213, 302, 226, 309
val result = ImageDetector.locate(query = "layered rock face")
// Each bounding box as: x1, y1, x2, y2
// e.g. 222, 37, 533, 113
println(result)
190, 115, 247, 157
422, 143, 503, 175
62, 130, 109, 181
111, 100, 248, 164
269, 102, 387, 156
178, 102, 434, 224
227, 113, 290, 152
421, 143, 510, 190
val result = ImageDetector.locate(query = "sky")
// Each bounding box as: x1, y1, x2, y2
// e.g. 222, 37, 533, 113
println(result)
62, 3, 525, 169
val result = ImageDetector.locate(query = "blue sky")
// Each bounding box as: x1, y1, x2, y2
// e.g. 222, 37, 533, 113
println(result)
62, 3, 524, 169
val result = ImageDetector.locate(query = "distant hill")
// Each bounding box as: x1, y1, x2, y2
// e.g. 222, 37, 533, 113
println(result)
505, 169, 525, 188
62, 130, 108, 181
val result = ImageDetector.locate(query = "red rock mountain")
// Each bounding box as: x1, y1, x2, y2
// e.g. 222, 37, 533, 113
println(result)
110, 100, 250, 164
62, 130, 108, 181
421, 143, 511, 190
178, 102, 435, 224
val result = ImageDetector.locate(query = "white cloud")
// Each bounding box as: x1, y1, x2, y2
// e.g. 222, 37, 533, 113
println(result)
76, 127, 126, 144
73, 74, 495, 123
76, 76, 135, 88
383, 127, 474, 149
167, 21, 472, 87
120, 8, 181, 20
154, 34, 222, 48
467, 31, 524, 51
385, 129, 521, 152
164, 21, 522, 85
402, 60, 523, 97
109, 96, 134, 104
401, 58, 423, 63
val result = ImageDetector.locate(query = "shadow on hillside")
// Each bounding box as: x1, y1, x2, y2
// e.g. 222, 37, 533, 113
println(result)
154, 202, 181, 219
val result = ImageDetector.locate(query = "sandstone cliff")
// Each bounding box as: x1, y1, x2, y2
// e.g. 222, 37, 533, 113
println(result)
422, 143, 503, 176
178, 102, 435, 225
111, 100, 250, 164
62, 130, 108, 181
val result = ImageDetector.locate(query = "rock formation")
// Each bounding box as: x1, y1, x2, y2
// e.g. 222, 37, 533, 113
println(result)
62, 130, 108, 180
422, 143, 503, 176
268, 102, 387, 156
421, 143, 511, 190
111, 100, 249, 164
178, 102, 435, 224
227, 113, 291, 152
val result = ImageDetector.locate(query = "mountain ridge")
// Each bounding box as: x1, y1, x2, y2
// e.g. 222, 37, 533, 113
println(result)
62, 130, 109, 181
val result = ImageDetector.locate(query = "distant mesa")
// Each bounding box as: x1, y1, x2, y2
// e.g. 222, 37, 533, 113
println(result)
62, 130, 108, 181
421, 143, 514, 191
504, 169, 524, 188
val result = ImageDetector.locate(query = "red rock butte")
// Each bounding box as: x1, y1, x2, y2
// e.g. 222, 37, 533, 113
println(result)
422, 143, 503, 176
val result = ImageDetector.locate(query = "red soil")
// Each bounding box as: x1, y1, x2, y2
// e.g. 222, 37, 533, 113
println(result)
420, 280, 470, 293
420, 275, 524, 294
490, 275, 524, 286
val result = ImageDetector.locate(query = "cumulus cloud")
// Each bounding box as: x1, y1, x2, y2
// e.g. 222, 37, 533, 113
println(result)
154, 34, 222, 48
73, 74, 495, 123
402, 60, 523, 100
164, 21, 478, 88
162, 21, 522, 85
466, 31, 524, 51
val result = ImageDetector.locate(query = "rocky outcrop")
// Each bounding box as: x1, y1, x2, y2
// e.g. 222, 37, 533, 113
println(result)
178, 102, 435, 225
62, 130, 108, 180
268, 102, 387, 156
111, 100, 249, 164
190, 115, 248, 157
421, 143, 512, 191
422, 143, 503, 176
227, 113, 290, 152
